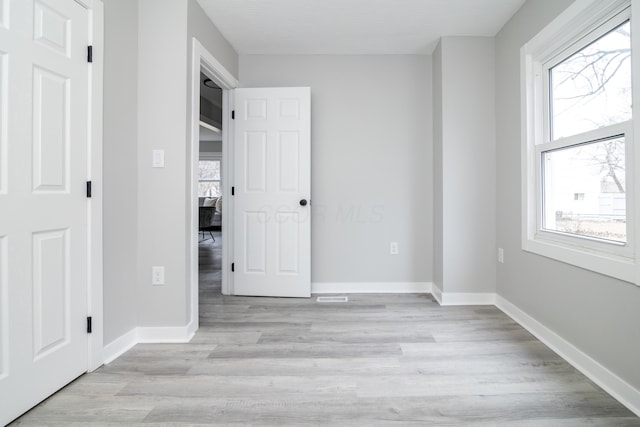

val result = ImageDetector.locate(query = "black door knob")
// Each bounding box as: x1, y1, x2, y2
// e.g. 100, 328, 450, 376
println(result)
299, 199, 308, 206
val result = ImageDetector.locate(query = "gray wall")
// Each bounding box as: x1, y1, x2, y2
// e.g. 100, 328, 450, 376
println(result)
432, 43, 443, 291
136, 0, 190, 326
496, 0, 640, 389
102, 0, 238, 336
200, 141, 222, 152
433, 37, 496, 295
240, 55, 433, 285
186, 0, 238, 321
102, 0, 139, 345
187, 0, 239, 79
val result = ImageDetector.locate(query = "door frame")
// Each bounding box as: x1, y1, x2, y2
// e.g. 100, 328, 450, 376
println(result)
74, 0, 104, 372
188, 38, 238, 333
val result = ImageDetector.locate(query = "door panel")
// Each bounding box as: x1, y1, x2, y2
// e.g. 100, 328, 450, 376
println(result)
32, 66, 69, 192
234, 87, 311, 297
245, 211, 267, 273
32, 229, 69, 359
278, 132, 299, 192
0, 0, 90, 424
0, 50, 6, 195
34, 0, 71, 57
0, 0, 7, 30
276, 212, 299, 274
0, 236, 7, 381
245, 131, 267, 192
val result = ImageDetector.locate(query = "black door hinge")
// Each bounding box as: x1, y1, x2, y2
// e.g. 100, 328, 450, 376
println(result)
86, 181, 92, 198
231, 263, 235, 272
231, 110, 235, 120
231, 186, 235, 196
87, 316, 93, 334
87, 46, 93, 63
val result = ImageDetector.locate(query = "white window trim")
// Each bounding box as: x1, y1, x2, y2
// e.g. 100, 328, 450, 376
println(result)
200, 152, 222, 162
521, 0, 640, 284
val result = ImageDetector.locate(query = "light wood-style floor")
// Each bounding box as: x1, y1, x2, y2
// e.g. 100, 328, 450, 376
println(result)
13, 234, 640, 425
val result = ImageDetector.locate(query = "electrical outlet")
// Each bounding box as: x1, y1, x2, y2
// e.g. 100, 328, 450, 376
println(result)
390, 242, 399, 255
152, 266, 165, 285
498, 248, 504, 264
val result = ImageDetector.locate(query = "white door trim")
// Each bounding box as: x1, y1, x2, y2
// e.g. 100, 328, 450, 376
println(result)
76, 0, 104, 372
188, 38, 238, 335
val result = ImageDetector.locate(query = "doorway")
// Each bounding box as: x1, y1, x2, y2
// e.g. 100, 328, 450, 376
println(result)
198, 74, 223, 301
188, 39, 238, 332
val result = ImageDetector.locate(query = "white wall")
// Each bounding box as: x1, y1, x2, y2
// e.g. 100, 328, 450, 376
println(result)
496, 0, 640, 391
102, 0, 139, 344
240, 55, 433, 286
433, 37, 496, 295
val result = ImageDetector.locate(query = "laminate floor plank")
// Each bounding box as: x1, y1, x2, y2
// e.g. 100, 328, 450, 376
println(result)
11, 234, 640, 425
140, 393, 633, 426
186, 357, 408, 376
207, 342, 404, 359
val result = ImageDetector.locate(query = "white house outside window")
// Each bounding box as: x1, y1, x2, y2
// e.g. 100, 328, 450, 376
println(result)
521, 0, 639, 283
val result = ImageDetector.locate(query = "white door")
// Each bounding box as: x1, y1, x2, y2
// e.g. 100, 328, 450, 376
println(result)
0, 0, 90, 423
233, 87, 311, 297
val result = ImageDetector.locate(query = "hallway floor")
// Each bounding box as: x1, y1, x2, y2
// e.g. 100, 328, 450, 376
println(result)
12, 234, 640, 425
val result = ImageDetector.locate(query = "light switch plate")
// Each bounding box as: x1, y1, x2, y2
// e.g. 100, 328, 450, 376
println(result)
152, 149, 165, 168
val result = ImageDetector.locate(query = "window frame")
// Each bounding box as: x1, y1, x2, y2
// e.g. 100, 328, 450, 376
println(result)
521, 0, 640, 284
198, 153, 222, 198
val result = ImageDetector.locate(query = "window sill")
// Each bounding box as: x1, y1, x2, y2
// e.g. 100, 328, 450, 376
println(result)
523, 236, 636, 284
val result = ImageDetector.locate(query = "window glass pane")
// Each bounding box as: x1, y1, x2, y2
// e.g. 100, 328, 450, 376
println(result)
550, 21, 631, 139
198, 182, 220, 197
199, 160, 220, 180
542, 136, 626, 243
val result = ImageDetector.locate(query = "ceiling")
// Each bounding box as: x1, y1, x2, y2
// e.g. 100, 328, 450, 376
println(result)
197, 0, 526, 55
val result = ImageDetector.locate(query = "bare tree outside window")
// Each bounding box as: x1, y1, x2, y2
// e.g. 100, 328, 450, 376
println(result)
199, 160, 221, 197
543, 20, 631, 242
551, 21, 631, 140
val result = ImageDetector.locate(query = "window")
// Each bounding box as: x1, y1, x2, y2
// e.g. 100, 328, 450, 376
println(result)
522, 0, 637, 283
198, 157, 221, 197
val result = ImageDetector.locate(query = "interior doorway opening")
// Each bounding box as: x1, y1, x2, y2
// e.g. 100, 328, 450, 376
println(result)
188, 38, 238, 333
198, 73, 224, 301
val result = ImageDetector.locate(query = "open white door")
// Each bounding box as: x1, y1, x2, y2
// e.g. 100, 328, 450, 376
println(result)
233, 87, 311, 297
0, 0, 91, 423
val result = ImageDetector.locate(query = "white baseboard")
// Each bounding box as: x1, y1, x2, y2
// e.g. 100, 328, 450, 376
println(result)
430, 284, 495, 306
496, 295, 640, 417
186, 316, 198, 338
439, 291, 496, 306
137, 326, 195, 343
101, 325, 195, 365
311, 282, 432, 294
101, 328, 137, 365
431, 284, 443, 304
